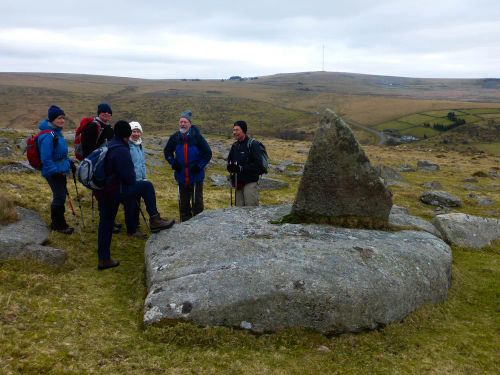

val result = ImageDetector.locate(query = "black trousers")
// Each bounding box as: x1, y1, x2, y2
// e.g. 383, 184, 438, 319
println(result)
178, 182, 203, 222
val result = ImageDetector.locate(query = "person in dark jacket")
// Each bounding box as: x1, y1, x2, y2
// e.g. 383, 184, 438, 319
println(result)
81, 102, 121, 233
164, 110, 212, 222
81, 103, 114, 158
38, 105, 74, 234
227, 120, 262, 206
95, 121, 175, 270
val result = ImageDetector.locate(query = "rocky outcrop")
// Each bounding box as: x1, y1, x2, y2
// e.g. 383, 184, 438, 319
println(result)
291, 111, 392, 228
144, 205, 452, 334
0, 207, 66, 266
432, 213, 500, 249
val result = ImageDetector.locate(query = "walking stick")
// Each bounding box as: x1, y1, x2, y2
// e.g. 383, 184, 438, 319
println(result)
138, 201, 150, 231
230, 173, 233, 207
71, 168, 85, 229
66, 188, 77, 217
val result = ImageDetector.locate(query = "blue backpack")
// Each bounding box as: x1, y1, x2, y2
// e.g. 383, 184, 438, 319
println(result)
77, 144, 117, 190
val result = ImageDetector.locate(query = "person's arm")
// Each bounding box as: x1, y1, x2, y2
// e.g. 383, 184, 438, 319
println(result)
163, 135, 176, 166
39, 133, 60, 175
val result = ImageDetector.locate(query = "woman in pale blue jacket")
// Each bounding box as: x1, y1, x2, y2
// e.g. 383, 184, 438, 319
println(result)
126, 121, 147, 237
129, 121, 147, 180
38, 105, 74, 234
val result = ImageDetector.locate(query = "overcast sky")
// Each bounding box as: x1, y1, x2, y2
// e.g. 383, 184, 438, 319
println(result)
0, 0, 498, 79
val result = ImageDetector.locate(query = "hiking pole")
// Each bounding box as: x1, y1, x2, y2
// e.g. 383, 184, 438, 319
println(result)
138, 202, 150, 232
66, 188, 77, 217
229, 173, 233, 207
91, 192, 95, 225
234, 166, 238, 206
192, 183, 196, 210
177, 184, 181, 222
71, 168, 85, 229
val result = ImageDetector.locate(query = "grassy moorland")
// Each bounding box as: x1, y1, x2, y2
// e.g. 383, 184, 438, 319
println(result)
0, 125, 499, 373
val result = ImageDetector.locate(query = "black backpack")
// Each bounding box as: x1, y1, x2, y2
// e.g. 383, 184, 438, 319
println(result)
247, 138, 268, 174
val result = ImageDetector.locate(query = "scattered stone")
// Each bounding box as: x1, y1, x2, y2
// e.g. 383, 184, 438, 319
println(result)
0, 161, 36, 173
0, 146, 12, 157
432, 213, 500, 249
144, 205, 452, 334
463, 177, 478, 183
399, 164, 416, 172
389, 208, 442, 238
0, 207, 66, 266
417, 160, 440, 171
291, 111, 392, 228
375, 165, 405, 186
209, 174, 230, 187
146, 159, 164, 167
467, 194, 493, 206
463, 183, 480, 191
422, 181, 443, 190
472, 171, 489, 178
258, 177, 289, 191
390, 205, 409, 215
420, 191, 462, 207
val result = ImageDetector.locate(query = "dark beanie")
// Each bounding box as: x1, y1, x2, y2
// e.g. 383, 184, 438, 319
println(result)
48, 105, 65, 122
97, 103, 113, 116
233, 120, 247, 134
114, 120, 132, 138
180, 110, 192, 123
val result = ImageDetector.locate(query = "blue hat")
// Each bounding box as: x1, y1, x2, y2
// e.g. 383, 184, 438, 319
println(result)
48, 105, 65, 122
97, 103, 113, 116
180, 110, 192, 123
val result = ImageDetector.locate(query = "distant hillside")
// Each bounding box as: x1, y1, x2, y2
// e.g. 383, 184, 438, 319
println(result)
0, 71, 499, 144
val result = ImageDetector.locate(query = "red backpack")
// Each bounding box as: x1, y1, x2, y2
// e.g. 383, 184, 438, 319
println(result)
26, 130, 58, 170
74, 117, 102, 161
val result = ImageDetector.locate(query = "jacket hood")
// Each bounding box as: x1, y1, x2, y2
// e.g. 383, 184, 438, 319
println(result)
38, 119, 61, 133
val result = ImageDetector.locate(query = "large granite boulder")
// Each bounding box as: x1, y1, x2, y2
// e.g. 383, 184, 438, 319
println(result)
0, 207, 66, 266
432, 213, 500, 249
291, 111, 392, 228
144, 205, 452, 334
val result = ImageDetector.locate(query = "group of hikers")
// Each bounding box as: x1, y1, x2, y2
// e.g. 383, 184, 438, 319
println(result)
34, 103, 267, 270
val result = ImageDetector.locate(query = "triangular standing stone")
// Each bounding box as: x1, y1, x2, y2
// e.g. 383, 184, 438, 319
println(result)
291, 110, 392, 228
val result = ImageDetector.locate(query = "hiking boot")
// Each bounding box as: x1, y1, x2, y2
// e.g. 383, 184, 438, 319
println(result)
98, 259, 120, 271
149, 214, 175, 233
127, 231, 148, 239
54, 226, 74, 235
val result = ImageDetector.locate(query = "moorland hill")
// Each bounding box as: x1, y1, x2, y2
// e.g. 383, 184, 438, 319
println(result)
0, 71, 499, 146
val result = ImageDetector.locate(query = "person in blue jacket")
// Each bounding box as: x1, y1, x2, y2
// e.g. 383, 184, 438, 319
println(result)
164, 110, 212, 222
38, 105, 74, 234
95, 120, 175, 270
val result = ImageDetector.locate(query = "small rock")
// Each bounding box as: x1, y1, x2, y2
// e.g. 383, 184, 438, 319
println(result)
417, 160, 439, 171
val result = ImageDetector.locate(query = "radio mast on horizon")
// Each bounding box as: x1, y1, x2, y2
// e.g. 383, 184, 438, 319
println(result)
322, 44, 325, 71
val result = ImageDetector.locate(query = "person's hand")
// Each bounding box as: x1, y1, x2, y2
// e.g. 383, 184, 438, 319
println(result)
172, 160, 182, 172
190, 164, 200, 174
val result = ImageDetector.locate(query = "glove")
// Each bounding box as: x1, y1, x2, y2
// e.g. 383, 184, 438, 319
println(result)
190, 164, 200, 174
227, 163, 241, 174
172, 159, 182, 172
